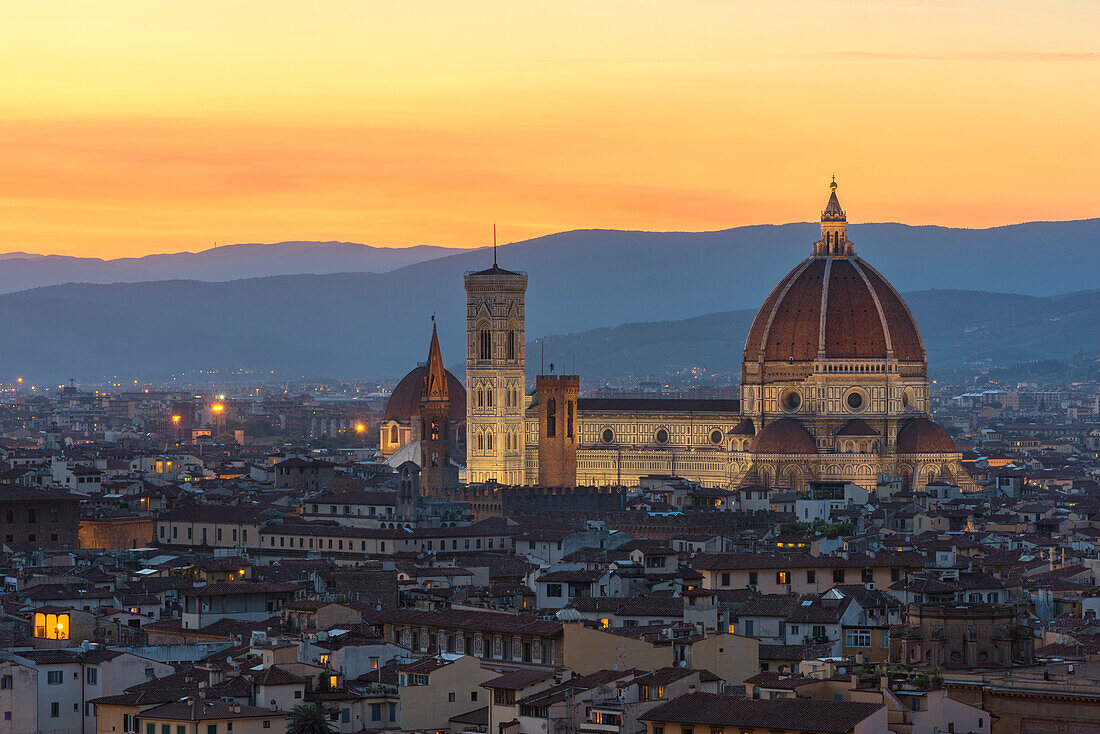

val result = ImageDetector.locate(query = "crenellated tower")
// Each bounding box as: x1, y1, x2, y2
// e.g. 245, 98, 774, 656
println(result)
536, 374, 579, 487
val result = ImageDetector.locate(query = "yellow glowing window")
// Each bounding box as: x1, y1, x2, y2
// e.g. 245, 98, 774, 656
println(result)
728, 624, 736, 634
34, 613, 69, 639
370, 659, 379, 670
600, 618, 610, 629
328, 674, 339, 688
319, 654, 329, 665
777, 571, 790, 585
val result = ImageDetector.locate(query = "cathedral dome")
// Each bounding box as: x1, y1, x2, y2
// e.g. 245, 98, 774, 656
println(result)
383, 366, 466, 423
748, 418, 818, 454
896, 416, 956, 454
743, 182, 925, 366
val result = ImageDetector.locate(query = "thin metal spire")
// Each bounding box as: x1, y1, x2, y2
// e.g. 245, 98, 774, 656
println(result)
493, 222, 497, 266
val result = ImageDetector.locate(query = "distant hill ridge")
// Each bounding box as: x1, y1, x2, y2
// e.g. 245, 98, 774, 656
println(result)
0, 218, 1096, 381
0, 240, 472, 293
533, 288, 1100, 382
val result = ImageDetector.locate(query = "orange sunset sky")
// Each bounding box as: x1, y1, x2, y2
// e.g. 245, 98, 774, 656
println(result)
1, 0, 1098, 258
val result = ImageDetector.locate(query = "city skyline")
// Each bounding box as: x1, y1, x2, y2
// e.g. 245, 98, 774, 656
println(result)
1, 0, 1097, 258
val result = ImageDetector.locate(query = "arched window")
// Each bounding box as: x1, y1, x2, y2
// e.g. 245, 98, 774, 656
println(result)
546, 398, 557, 437
477, 433, 484, 451
486, 388, 493, 407
390, 425, 398, 444
479, 328, 491, 360
486, 431, 494, 451
507, 329, 516, 361
477, 389, 484, 408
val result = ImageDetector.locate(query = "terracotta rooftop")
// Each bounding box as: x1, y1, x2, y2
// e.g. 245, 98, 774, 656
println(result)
640, 692, 884, 732
748, 419, 817, 455
897, 417, 957, 454
139, 699, 284, 721
742, 252, 924, 364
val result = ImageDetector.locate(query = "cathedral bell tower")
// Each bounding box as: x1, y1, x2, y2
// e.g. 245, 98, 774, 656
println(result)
418, 321, 457, 496
464, 247, 527, 485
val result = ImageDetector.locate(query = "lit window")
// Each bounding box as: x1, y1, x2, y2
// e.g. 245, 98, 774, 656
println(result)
34, 613, 69, 640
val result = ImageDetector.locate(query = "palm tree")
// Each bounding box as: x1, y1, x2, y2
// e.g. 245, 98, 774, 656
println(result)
286, 703, 338, 734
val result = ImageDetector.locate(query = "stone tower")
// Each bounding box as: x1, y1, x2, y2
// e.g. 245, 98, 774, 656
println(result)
464, 253, 527, 485
419, 322, 457, 496
536, 374, 579, 487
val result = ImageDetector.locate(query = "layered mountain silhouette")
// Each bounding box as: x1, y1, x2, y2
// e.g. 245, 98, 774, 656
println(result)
0, 241, 469, 293
0, 219, 1095, 382
535, 289, 1100, 382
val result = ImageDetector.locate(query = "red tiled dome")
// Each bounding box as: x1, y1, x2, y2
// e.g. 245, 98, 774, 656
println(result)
383, 366, 466, 423
748, 418, 818, 455
743, 256, 925, 364
896, 417, 956, 454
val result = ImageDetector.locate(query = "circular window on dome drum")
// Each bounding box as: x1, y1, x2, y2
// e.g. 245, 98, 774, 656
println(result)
710, 429, 724, 445
601, 428, 615, 444
655, 428, 669, 445
780, 389, 802, 413
845, 388, 868, 413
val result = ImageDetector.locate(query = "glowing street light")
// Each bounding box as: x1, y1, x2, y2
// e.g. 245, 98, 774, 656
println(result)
355, 423, 366, 433
171, 415, 181, 424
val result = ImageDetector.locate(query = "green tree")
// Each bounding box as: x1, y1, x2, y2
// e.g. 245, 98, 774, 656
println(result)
286, 703, 338, 734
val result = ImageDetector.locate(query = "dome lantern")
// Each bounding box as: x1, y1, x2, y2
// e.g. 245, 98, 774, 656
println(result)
814, 177, 852, 257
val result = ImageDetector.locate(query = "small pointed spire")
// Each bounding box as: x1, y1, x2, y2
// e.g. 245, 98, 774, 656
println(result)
814, 177, 852, 257
423, 320, 449, 401
822, 177, 845, 222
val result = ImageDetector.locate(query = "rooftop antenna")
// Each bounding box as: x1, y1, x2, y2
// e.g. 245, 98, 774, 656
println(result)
493, 222, 497, 266
541, 340, 545, 375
